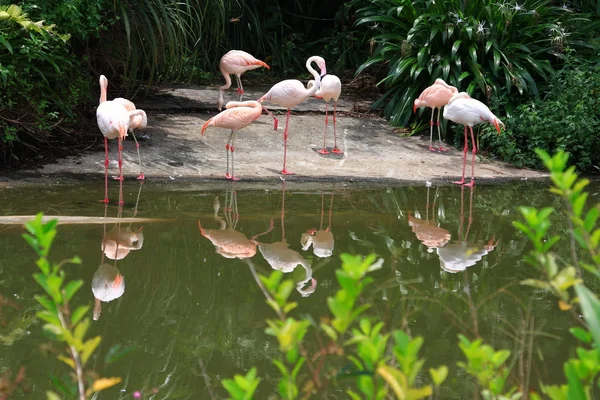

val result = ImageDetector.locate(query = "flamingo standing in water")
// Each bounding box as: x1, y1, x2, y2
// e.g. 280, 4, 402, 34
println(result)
112, 97, 148, 180
309, 73, 343, 155
97, 75, 145, 204
217, 50, 270, 110
443, 92, 504, 187
202, 100, 262, 181
413, 78, 458, 152
259, 56, 326, 175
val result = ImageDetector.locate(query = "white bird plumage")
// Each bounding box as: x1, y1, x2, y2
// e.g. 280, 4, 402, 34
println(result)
309, 73, 343, 154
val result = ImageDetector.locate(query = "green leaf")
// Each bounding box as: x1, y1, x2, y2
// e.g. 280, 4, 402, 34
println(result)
35, 295, 57, 314
429, 365, 448, 386
46, 391, 62, 400
569, 327, 592, 344
63, 280, 84, 302
105, 343, 135, 364
0, 36, 13, 54
575, 285, 600, 349
451, 40, 462, 58
71, 305, 89, 326
81, 336, 102, 365
565, 360, 586, 400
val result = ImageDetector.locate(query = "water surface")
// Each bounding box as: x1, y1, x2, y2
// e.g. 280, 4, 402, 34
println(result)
0, 179, 593, 398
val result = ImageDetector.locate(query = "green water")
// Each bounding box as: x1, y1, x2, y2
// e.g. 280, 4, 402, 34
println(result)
0, 179, 593, 398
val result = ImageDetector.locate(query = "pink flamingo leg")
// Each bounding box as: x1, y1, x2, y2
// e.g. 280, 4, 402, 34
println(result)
436, 108, 447, 152
117, 137, 124, 205
428, 107, 436, 152
317, 102, 329, 155
281, 109, 294, 175
332, 102, 343, 154
236, 75, 244, 97
102, 137, 110, 203
230, 131, 240, 181
261, 105, 279, 131
463, 126, 477, 187
225, 132, 232, 179
452, 126, 468, 185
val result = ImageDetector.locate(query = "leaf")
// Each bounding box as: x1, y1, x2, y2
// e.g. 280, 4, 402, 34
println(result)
35, 295, 57, 314
0, 36, 13, 54
63, 280, 83, 302
429, 365, 448, 386
565, 361, 586, 400
575, 284, 600, 349
376, 364, 406, 399
105, 344, 135, 364
92, 377, 122, 392
81, 336, 102, 365
46, 391, 62, 400
451, 40, 462, 58
569, 327, 592, 344
71, 305, 89, 326
58, 355, 75, 369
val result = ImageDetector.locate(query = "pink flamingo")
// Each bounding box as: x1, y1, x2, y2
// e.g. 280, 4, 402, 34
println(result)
443, 92, 505, 187
309, 73, 343, 155
201, 100, 262, 181
112, 97, 148, 180
217, 50, 270, 110
97, 75, 145, 204
413, 78, 458, 152
258, 56, 327, 175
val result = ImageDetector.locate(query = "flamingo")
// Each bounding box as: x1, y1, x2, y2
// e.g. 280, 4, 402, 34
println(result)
308, 73, 343, 155
97, 75, 145, 204
202, 100, 262, 181
443, 92, 505, 187
252, 181, 317, 296
408, 185, 451, 251
198, 190, 257, 259
112, 97, 148, 180
413, 78, 458, 152
301, 186, 335, 257
437, 186, 498, 273
258, 55, 326, 175
91, 263, 125, 321
217, 50, 270, 110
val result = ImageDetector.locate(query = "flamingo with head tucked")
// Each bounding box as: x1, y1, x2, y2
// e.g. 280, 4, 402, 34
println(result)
112, 97, 148, 180
202, 100, 262, 181
258, 56, 327, 175
217, 50, 270, 110
97, 75, 145, 204
413, 78, 458, 152
443, 92, 505, 187
308, 73, 343, 155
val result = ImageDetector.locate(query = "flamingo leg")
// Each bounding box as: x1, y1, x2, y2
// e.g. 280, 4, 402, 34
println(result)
436, 108, 447, 152
261, 105, 279, 131
130, 130, 145, 180
102, 137, 110, 203
236, 75, 244, 98
117, 136, 124, 205
464, 126, 477, 187
428, 107, 436, 152
452, 126, 468, 185
230, 131, 240, 181
225, 130, 233, 179
281, 109, 294, 175
317, 102, 329, 155
332, 102, 343, 154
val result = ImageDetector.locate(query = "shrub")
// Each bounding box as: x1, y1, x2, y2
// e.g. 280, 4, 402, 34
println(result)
353, 0, 599, 127
476, 56, 600, 172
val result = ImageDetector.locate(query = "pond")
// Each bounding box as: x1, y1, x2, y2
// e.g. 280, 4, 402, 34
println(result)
0, 178, 594, 398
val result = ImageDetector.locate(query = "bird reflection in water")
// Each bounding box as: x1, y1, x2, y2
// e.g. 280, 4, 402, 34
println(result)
93, 183, 144, 321
301, 185, 335, 258
408, 183, 451, 252
437, 186, 498, 273
252, 181, 317, 297
198, 188, 257, 259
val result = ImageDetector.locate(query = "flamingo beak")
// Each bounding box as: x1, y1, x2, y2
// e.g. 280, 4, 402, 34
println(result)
493, 119, 501, 134
413, 104, 417, 114
320, 65, 326, 77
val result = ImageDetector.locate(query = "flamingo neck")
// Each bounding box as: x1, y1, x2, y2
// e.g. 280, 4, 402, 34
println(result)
219, 70, 232, 91
100, 79, 107, 104
305, 57, 321, 97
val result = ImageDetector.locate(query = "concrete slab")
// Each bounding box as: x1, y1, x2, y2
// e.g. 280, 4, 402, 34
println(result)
25, 84, 547, 184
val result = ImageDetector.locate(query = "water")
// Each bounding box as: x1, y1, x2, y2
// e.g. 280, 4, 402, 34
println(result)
0, 179, 595, 398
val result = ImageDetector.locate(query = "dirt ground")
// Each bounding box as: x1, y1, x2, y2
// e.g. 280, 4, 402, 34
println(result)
12, 84, 547, 185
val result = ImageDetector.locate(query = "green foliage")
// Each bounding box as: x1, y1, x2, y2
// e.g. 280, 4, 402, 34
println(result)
0, 4, 90, 164
514, 149, 600, 398
478, 57, 600, 172
222, 367, 261, 400
354, 0, 598, 127
23, 213, 124, 399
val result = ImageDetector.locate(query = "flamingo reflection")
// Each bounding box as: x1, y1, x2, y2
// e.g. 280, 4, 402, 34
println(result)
301, 185, 335, 258
437, 186, 498, 273
252, 181, 317, 297
198, 188, 257, 259
93, 183, 144, 320
408, 184, 451, 251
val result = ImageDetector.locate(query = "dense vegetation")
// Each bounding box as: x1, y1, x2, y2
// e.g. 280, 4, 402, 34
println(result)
0, 0, 599, 170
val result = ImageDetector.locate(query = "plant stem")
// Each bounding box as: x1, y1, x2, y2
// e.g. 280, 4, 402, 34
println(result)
57, 308, 86, 400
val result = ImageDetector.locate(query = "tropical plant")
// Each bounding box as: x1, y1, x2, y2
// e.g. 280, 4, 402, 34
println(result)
354, 0, 598, 127
476, 56, 600, 172
23, 214, 129, 399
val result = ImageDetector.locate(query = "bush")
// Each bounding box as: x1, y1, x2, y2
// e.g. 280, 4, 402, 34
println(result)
476, 56, 600, 172
0, 4, 92, 165
353, 0, 599, 127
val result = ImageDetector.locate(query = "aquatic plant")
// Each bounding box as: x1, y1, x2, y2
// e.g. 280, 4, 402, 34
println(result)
23, 214, 127, 399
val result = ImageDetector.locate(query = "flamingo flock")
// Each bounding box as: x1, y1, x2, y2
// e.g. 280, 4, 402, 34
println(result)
97, 51, 505, 202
